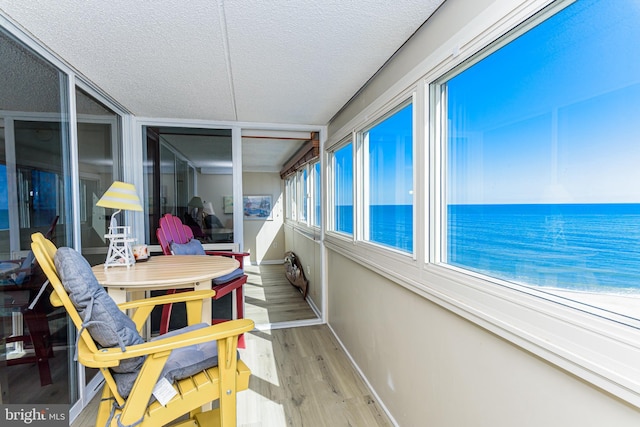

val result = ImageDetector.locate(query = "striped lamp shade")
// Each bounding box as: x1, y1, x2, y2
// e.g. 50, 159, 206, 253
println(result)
96, 181, 143, 211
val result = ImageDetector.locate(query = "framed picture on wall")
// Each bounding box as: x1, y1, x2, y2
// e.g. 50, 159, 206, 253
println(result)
243, 195, 272, 220
223, 195, 233, 214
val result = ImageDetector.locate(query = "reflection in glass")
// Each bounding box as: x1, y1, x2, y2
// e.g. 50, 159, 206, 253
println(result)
76, 87, 121, 386
301, 168, 308, 222
444, 0, 640, 319
144, 127, 233, 245
313, 162, 321, 227
363, 102, 413, 252
333, 143, 353, 234
0, 27, 73, 405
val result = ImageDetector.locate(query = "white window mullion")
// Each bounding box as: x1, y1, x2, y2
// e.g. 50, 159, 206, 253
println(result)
353, 131, 363, 243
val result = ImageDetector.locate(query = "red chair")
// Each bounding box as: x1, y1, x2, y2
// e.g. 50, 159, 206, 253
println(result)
156, 213, 249, 346
1, 215, 59, 386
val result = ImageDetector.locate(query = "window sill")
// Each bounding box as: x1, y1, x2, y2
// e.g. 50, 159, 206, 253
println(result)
325, 236, 640, 409
284, 220, 321, 241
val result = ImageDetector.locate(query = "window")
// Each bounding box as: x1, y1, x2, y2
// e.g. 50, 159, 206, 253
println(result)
287, 175, 297, 221
441, 0, 640, 319
284, 160, 321, 229
332, 142, 353, 235
285, 176, 293, 219
362, 102, 413, 252
300, 168, 308, 222
313, 161, 321, 227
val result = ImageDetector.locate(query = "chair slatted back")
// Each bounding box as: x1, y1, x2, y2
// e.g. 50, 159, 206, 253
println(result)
31, 233, 127, 405
157, 213, 195, 255
30, 233, 101, 355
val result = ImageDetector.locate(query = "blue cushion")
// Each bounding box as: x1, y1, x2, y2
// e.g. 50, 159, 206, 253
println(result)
0, 262, 19, 285
170, 239, 205, 255
54, 247, 144, 376
0, 253, 35, 286
155, 323, 221, 383
204, 214, 224, 229
112, 323, 223, 398
212, 268, 245, 285
14, 252, 35, 285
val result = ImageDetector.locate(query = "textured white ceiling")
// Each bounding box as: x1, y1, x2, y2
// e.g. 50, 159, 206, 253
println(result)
0, 0, 444, 125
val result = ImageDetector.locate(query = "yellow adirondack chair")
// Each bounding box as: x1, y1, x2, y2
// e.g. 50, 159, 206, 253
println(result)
31, 232, 253, 427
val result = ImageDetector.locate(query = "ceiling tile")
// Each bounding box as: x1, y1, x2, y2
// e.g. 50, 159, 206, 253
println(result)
1, 0, 443, 124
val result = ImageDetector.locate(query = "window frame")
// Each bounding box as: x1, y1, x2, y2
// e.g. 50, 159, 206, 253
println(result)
326, 92, 418, 263
327, 137, 354, 239
311, 160, 321, 228
299, 167, 308, 223
359, 98, 415, 253
285, 175, 294, 220
284, 161, 323, 231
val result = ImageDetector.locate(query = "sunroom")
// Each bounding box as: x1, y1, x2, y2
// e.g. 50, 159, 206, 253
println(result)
2, 1, 640, 426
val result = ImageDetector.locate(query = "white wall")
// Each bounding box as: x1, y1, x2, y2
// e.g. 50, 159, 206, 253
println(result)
284, 224, 322, 314
242, 172, 285, 264
327, 253, 640, 427
198, 172, 234, 227
325, 0, 640, 425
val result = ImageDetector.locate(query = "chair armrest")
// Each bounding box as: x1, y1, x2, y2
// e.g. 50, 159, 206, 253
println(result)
117, 289, 216, 310
51, 289, 216, 310
205, 251, 249, 258
50, 290, 63, 307
0, 260, 28, 280
118, 289, 216, 331
87, 319, 254, 364
205, 251, 250, 268
204, 251, 251, 260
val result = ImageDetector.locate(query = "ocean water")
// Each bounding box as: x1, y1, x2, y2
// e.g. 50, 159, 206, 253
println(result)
370, 205, 413, 252
335, 205, 354, 235
335, 204, 413, 252
336, 203, 640, 294
448, 204, 640, 293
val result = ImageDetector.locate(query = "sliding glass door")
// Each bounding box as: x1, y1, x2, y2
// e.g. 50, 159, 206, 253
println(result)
1, 22, 124, 419
144, 126, 232, 246
76, 87, 121, 265
0, 26, 75, 405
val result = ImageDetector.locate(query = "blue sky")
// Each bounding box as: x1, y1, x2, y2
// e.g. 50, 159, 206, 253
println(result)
333, 103, 413, 207
334, 143, 353, 206
335, 0, 640, 208
447, 0, 640, 205
368, 103, 413, 205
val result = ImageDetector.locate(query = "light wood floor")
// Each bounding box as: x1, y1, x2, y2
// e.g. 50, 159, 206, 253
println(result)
236, 325, 393, 427
73, 325, 393, 427
244, 264, 317, 325
71, 265, 393, 426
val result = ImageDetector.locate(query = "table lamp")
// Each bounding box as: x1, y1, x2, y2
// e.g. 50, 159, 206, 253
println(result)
188, 196, 204, 209
96, 181, 143, 268
203, 202, 215, 216
188, 196, 204, 226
